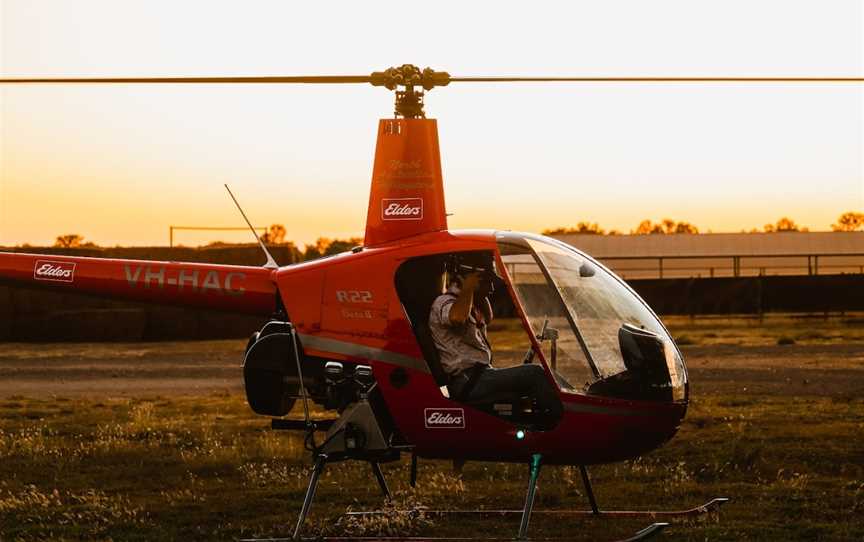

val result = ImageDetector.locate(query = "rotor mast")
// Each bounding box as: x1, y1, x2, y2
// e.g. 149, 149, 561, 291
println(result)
369, 64, 450, 119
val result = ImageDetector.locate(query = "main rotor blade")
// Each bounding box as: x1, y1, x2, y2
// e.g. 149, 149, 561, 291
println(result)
450, 76, 864, 83
2, 73, 862, 87
0, 75, 372, 84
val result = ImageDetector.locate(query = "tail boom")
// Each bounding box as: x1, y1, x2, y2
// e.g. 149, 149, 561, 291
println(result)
0, 252, 277, 315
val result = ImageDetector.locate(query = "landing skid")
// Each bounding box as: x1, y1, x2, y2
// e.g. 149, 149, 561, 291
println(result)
344, 497, 730, 520
244, 521, 668, 542
332, 458, 726, 541
241, 450, 729, 542
329, 497, 726, 542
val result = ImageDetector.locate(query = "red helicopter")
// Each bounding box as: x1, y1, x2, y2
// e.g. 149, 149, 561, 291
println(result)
2, 65, 858, 540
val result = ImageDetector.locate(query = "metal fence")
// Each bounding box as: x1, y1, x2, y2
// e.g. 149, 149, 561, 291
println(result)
168, 226, 268, 248
599, 253, 864, 280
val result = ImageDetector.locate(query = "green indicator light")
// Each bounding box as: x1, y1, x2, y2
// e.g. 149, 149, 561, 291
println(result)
516, 430, 526, 440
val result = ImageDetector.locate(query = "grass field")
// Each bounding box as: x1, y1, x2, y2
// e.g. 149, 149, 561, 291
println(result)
0, 314, 862, 541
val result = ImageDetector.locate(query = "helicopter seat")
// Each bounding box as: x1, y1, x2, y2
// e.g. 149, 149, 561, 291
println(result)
394, 253, 537, 421
394, 258, 457, 388
409, 311, 529, 417
457, 379, 539, 423
409, 307, 451, 388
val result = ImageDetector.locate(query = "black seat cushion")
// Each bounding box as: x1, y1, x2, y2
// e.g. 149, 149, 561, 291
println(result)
395, 256, 451, 387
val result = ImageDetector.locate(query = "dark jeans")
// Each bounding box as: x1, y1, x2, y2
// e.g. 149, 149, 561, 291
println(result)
449, 364, 563, 419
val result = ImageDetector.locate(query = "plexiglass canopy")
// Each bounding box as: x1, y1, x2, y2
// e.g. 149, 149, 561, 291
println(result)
497, 232, 687, 402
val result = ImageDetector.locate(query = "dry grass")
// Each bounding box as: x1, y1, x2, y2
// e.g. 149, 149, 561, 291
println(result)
1, 393, 861, 540
0, 315, 863, 540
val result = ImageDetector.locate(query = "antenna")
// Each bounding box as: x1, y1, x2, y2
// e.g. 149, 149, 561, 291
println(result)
224, 184, 279, 269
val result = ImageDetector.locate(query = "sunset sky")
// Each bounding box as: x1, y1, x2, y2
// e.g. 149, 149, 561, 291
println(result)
1, 1, 862, 247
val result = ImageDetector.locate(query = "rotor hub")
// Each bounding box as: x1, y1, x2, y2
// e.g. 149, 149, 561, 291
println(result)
370, 64, 450, 119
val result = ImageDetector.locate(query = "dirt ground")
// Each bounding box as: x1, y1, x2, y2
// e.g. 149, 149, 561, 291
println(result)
1, 315, 862, 398
0, 340, 245, 397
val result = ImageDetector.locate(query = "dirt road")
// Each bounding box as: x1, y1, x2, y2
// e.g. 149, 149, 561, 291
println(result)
0, 340, 861, 398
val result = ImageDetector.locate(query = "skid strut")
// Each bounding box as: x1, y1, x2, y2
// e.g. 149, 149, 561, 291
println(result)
290, 455, 396, 541
409, 452, 418, 488
518, 453, 543, 539
579, 465, 600, 515
371, 461, 392, 501
292, 454, 327, 541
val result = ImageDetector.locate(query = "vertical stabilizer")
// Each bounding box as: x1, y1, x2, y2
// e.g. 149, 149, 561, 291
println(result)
364, 118, 448, 246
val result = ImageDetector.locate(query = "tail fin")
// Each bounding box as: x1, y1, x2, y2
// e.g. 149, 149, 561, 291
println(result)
364, 118, 448, 246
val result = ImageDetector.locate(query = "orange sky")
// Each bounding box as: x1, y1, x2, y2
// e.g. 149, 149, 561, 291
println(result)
1, 1, 862, 247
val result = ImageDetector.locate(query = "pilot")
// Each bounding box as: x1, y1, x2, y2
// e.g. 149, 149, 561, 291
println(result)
429, 255, 563, 423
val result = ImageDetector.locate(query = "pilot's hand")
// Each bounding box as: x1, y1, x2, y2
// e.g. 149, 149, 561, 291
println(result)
462, 271, 482, 292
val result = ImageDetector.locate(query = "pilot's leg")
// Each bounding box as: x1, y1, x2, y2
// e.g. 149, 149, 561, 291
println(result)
468, 365, 562, 418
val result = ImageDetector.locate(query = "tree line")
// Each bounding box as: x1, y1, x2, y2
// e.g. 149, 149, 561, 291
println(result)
543, 211, 864, 236
43, 211, 864, 258
50, 224, 363, 264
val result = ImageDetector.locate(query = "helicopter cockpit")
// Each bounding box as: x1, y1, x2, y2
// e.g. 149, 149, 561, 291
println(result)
395, 232, 687, 427
497, 232, 688, 403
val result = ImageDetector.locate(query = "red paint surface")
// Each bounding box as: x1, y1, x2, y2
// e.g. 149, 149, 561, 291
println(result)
364, 119, 448, 246
0, 252, 276, 315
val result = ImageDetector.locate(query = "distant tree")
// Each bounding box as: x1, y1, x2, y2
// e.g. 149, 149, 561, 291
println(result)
542, 222, 605, 235
775, 217, 801, 232
323, 237, 364, 256
261, 224, 287, 244
303, 237, 330, 261
632, 219, 699, 235
278, 241, 303, 264
633, 220, 654, 235
674, 221, 699, 234
660, 218, 676, 234
54, 234, 84, 248
303, 237, 363, 261
764, 217, 807, 233
832, 211, 864, 232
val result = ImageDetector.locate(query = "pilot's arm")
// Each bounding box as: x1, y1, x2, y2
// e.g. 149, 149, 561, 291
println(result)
476, 295, 493, 324
448, 272, 481, 326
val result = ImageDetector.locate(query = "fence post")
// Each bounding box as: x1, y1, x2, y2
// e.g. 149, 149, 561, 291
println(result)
756, 275, 764, 323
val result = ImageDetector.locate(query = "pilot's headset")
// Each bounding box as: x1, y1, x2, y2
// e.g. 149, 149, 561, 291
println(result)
445, 253, 496, 296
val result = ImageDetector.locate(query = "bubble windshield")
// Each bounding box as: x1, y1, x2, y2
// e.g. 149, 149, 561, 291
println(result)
498, 233, 687, 401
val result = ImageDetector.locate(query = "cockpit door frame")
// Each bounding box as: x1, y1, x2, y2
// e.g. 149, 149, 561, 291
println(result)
492, 245, 599, 391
